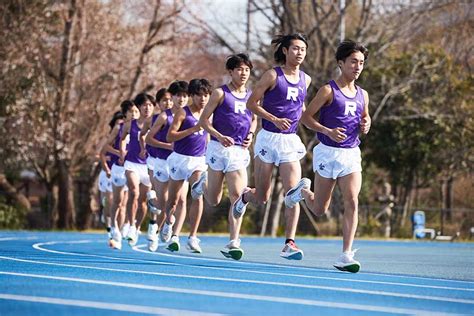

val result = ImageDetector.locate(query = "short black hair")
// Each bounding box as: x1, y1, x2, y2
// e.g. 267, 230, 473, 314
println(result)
120, 100, 135, 115
335, 40, 369, 62
109, 111, 125, 130
188, 78, 212, 96
168, 80, 189, 96
133, 93, 155, 107
272, 33, 308, 64
226, 53, 253, 70
155, 88, 169, 102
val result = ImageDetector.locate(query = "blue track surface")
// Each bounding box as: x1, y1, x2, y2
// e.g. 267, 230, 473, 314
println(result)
0, 231, 473, 315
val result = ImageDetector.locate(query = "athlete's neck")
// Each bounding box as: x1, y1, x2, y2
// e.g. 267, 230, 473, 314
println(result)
335, 76, 356, 90
281, 64, 300, 75
229, 81, 246, 93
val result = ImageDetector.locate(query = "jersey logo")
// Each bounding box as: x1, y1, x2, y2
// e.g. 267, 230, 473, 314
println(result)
194, 130, 205, 136
286, 87, 298, 101
344, 101, 357, 116
234, 101, 246, 114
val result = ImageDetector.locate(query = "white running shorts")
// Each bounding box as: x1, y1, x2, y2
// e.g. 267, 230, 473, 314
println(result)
98, 170, 112, 193
206, 140, 250, 173
146, 156, 157, 171
111, 164, 127, 188
167, 152, 207, 181
313, 142, 362, 179
153, 157, 170, 183
254, 129, 306, 166
124, 161, 151, 187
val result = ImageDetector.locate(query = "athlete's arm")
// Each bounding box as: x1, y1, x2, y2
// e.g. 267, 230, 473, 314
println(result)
199, 88, 234, 147
145, 112, 173, 150
301, 84, 347, 143
166, 108, 200, 142
360, 89, 371, 134
119, 121, 131, 163
247, 69, 292, 131
242, 113, 257, 149
103, 125, 121, 157
99, 145, 112, 177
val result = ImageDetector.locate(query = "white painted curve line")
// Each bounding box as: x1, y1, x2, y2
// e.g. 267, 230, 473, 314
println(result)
134, 244, 474, 289
0, 271, 457, 315
1, 256, 473, 304
0, 293, 224, 316
33, 240, 474, 292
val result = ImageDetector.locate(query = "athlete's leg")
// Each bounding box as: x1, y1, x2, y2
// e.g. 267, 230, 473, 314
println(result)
225, 169, 247, 241
155, 180, 169, 229
337, 172, 362, 253
244, 157, 273, 204
136, 183, 150, 229
301, 173, 337, 216
117, 188, 127, 228
203, 169, 225, 206
148, 169, 159, 222
188, 171, 204, 237
279, 161, 302, 240
125, 170, 140, 228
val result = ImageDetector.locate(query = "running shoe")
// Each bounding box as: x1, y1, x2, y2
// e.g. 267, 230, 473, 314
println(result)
186, 236, 202, 253
280, 240, 304, 260
127, 225, 138, 247
232, 187, 251, 218
190, 171, 207, 200
121, 222, 130, 240
146, 190, 161, 215
333, 249, 361, 273
220, 239, 244, 260
167, 235, 180, 252
284, 178, 311, 208
110, 229, 122, 250
160, 215, 175, 243
147, 223, 158, 241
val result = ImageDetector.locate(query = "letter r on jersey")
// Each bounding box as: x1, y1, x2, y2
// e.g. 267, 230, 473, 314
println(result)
286, 87, 298, 101
234, 101, 246, 114
344, 101, 357, 116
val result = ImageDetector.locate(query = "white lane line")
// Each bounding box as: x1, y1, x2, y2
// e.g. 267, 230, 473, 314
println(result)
0, 236, 37, 241
0, 271, 457, 315
32, 240, 474, 293
2, 256, 472, 305
0, 293, 224, 316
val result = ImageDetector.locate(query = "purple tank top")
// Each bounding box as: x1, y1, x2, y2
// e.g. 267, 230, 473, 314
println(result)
317, 80, 364, 148
146, 114, 159, 158
211, 85, 252, 145
125, 119, 147, 164
154, 109, 173, 160
173, 106, 207, 157
262, 67, 307, 134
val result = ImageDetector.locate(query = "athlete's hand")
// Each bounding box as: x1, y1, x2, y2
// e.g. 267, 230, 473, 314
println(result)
218, 135, 234, 147
242, 132, 254, 149
360, 116, 371, 134
106, 170, 111, 178
139, 149, 147, 159
273, 117, 292, 131
327, 127, 347, 143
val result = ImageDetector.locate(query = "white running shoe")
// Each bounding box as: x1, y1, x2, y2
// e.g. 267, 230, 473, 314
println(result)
121, 222, 130, 240
280, 240, 304, 260
186, 236, 202, 253
167, 235, 180, 252
284, 178, 311, 208
160, 215, 175, 243
148, 238, 159, 252
190, 171, 207, 200
127, 225, 138, 246
333, 249, 361, 273
220, 239, 243, 260
146, 190, 161, 215
110, 229, 122, 250
147, 223, 158, 241
232, 187, 251, 218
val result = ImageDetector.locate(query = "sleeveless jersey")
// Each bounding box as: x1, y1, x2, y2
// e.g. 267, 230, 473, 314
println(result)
109, 123, 124, 166
146, 114, 159, 158
125, 119, 147, 164
262, 66, 307, 134
154, 109, 173, 160
211, 85, 252, 145
317, 80, 364, 148
173, 106, 207, 157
